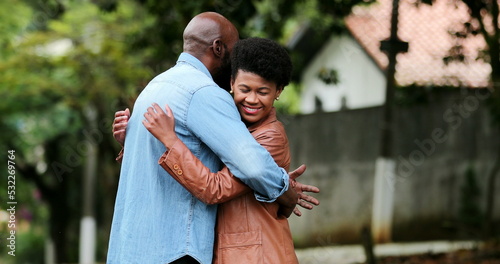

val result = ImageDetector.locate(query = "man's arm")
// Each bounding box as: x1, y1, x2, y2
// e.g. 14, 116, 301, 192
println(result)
158, 139, 304, 217
117, 103, 318, 215
144, 103, 295, 208
187, 87, 289, 202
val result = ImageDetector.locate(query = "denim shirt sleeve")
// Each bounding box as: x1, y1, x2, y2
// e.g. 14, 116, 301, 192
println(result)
186, 86, 289, 202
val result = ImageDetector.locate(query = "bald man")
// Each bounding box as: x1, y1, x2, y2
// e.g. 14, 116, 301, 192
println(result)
107, 12, 295, 264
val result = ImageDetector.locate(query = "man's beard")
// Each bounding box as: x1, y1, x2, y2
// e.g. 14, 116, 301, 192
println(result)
213, 52, 232, 92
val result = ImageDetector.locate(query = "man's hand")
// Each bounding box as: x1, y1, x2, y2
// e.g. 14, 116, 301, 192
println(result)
113, 108, 130, 147
288, 164, 320, 217
276, 185, 298, 218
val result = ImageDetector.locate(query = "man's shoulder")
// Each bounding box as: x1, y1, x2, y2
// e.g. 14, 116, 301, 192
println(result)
151, 64, 221, 94
164, 62, 211, 81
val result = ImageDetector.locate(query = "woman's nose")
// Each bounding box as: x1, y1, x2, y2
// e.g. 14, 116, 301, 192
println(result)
245, 92, 258, 104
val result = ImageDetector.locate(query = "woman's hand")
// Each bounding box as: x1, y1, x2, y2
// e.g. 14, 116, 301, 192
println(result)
142, 103, 178, 150
112, 108, 130, 147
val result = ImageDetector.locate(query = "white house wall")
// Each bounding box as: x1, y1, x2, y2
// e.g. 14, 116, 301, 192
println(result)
300, 34, 386, 113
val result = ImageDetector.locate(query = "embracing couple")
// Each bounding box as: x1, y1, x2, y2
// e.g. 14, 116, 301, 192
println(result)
107, 12, 320, 264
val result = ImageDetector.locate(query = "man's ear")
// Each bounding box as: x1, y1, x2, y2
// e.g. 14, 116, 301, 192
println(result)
212, 39, 223, 58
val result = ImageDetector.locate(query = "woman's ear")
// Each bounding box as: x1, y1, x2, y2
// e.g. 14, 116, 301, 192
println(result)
276, 87, 284, 99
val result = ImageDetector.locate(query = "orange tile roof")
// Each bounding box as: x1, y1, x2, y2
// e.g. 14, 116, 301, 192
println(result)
345, 0, 490, 87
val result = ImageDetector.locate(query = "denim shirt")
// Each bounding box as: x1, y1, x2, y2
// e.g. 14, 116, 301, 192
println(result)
107, 53, 290, 264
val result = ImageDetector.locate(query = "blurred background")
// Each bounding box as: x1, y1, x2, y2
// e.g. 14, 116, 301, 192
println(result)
0, 0, 499, 263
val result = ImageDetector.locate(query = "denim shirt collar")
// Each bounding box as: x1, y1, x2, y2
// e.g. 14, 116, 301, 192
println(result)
177, 52, 212, 80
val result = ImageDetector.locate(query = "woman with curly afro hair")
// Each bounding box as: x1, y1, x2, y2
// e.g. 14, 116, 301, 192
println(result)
114, 37, 319, 264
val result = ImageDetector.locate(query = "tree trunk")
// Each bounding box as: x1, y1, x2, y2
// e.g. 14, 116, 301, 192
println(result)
483, 132, 500, 239
48, 185, 70, 263
79, 106, 98, 264
372, 0, 407, 243
362, 226, 377, 264
483, 26, 500, 236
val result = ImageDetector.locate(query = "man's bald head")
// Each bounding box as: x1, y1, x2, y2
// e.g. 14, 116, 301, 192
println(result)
183, 12, 239, 90
183, 12, 239, 57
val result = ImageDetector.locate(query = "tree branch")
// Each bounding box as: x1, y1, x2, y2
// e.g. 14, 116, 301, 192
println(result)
491, 0, 499, 38
462, 0, 490, 41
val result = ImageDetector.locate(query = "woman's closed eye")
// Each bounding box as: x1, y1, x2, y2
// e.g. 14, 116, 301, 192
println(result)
239, 88, 250, 93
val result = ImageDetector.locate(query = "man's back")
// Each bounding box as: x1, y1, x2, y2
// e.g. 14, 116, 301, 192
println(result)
108, 53, 226, 264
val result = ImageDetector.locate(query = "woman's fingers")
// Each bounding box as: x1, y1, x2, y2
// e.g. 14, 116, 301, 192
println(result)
143, 107, 155, 123
152, 103, 165, 116
164, 104, 173, 117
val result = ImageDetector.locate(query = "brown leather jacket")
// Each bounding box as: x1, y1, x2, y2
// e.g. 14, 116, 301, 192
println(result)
158, 108, 298, 264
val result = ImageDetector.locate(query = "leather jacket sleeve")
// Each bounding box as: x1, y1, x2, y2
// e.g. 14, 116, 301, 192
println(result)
158, 139, 251, 205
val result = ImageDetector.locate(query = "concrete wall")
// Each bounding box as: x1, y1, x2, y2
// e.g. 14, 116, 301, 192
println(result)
284, 89, 500, 247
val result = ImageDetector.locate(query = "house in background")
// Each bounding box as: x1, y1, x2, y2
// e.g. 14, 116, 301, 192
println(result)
285, 0, 500, 246
290, 0, 490, 114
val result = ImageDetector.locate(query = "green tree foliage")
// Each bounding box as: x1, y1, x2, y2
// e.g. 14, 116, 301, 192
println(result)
1, 0, 153, 262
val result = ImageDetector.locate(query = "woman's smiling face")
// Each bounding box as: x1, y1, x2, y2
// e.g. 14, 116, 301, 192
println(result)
232, 70, 282, 125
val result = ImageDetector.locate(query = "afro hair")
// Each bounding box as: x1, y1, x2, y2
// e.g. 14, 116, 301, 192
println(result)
231, 37, 292, 90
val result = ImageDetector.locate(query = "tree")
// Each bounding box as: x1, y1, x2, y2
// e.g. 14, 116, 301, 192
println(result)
0, 0, 152, 261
